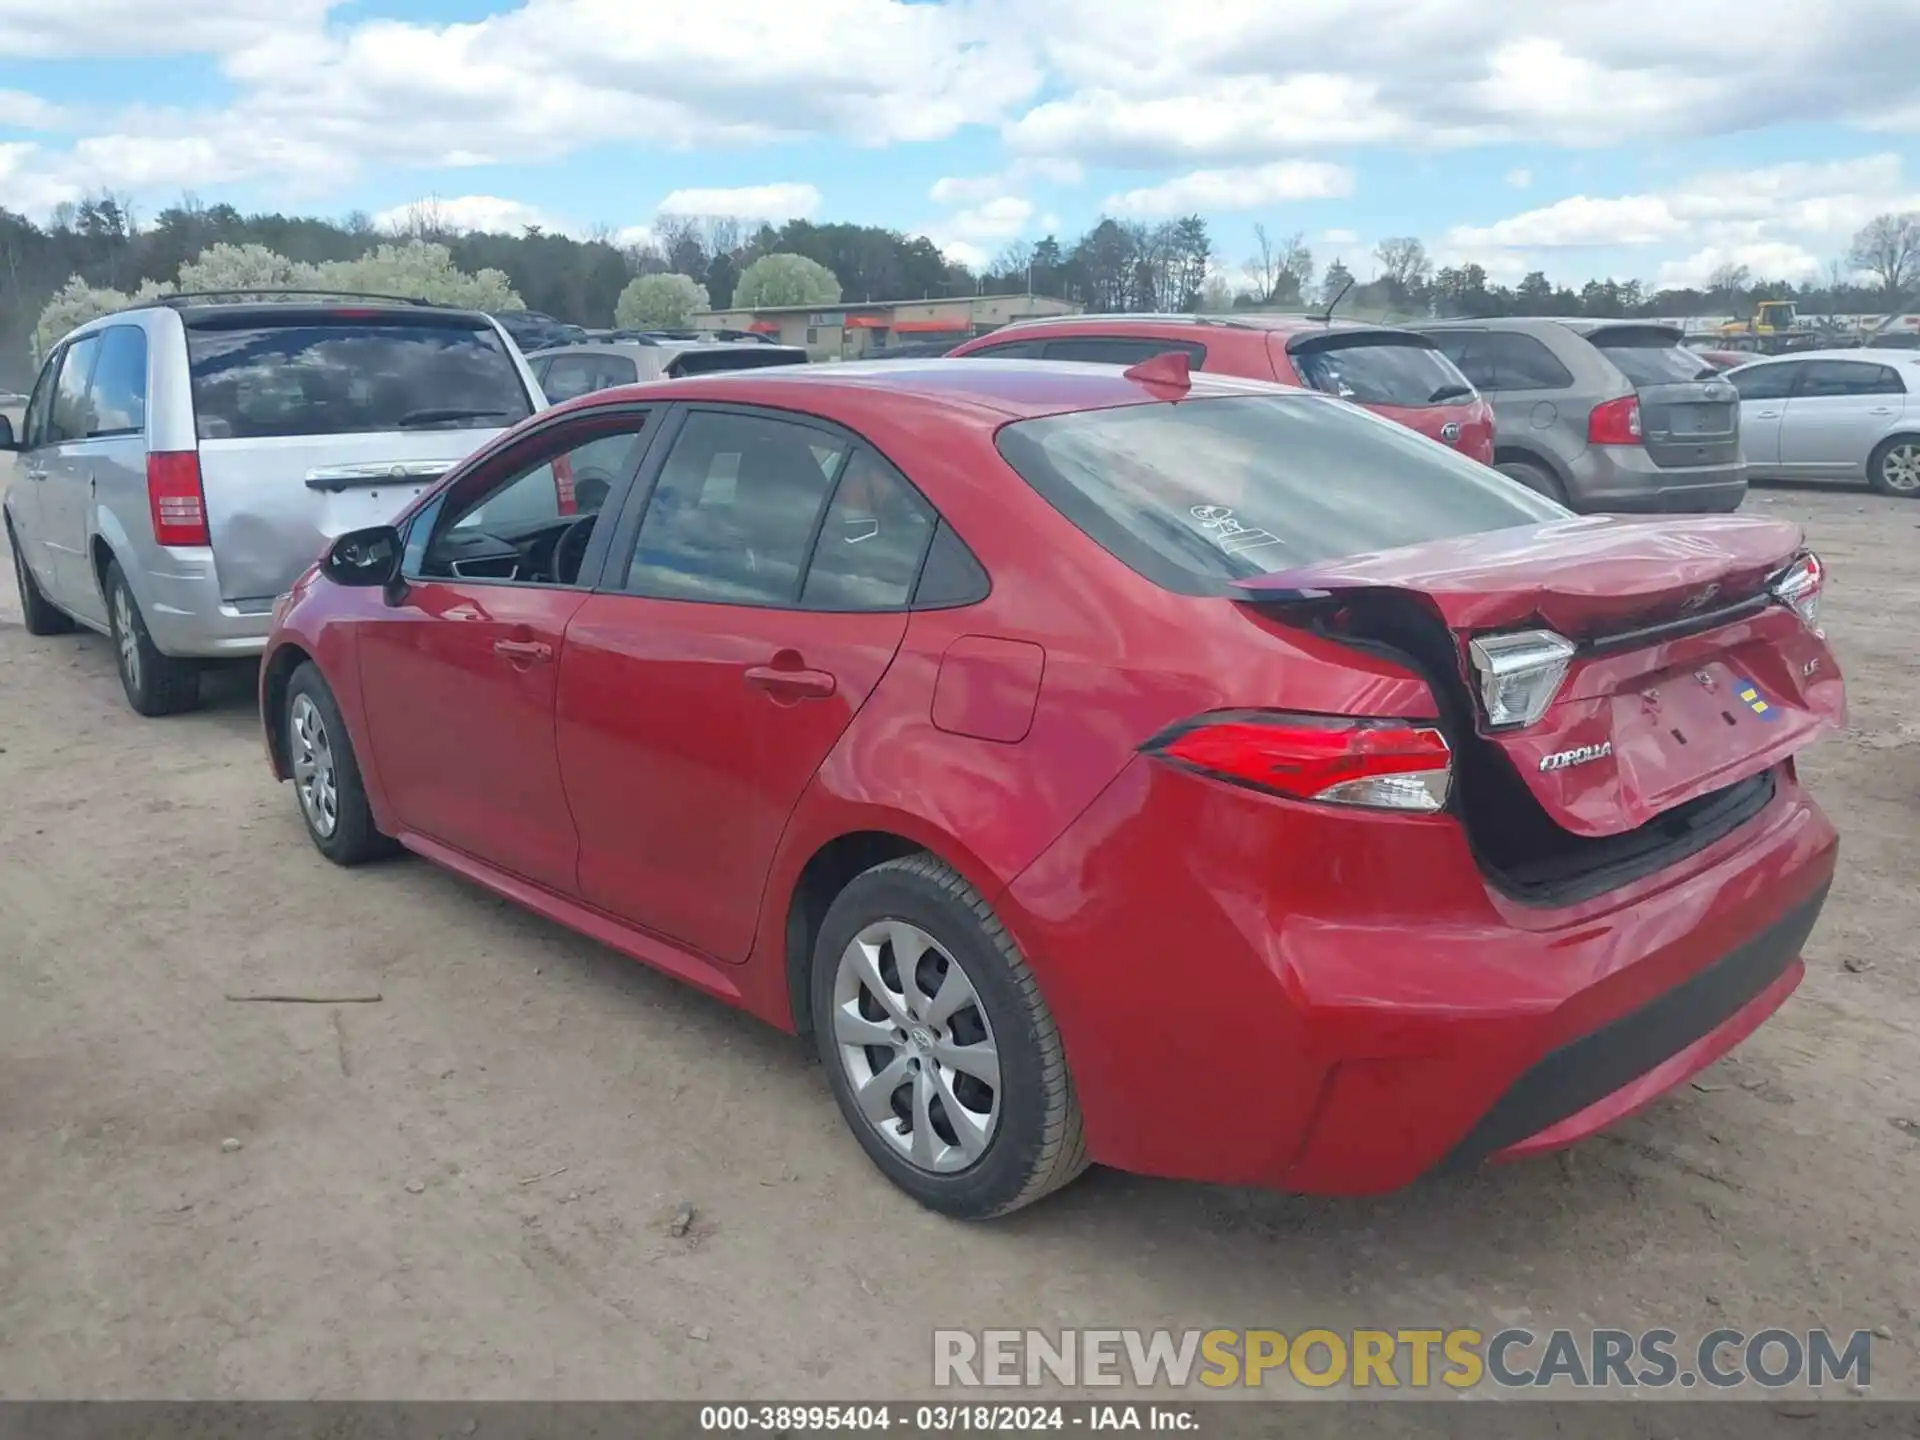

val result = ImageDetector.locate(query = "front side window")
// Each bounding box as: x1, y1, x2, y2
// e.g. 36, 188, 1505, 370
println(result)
996, 394, 1565, 595
1730, 363, 1798, 401
48, 334, 101, 443
420, 417, 651, 585
1044, 337, 1206, 367
625, 410, 847, 606
21, 349, 60, 449
541, 356, 605, 402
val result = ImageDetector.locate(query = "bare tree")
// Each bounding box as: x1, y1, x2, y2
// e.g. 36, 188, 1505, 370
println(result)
1849, 212, 1920, 301
1373, 236, 1430, 289
1245, 224, 1282, 304
1707, 262, 1751, 313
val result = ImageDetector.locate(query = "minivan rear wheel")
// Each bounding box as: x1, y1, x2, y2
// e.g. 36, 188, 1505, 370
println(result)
104, 559, 200, 716
810, 853, 1088, 1219
6, 515, 75, 636
1868, 436, 1920, 497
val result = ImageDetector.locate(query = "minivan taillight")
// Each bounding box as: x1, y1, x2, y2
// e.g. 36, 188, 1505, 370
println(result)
147, 451, 210, 547
1587, 394, 1643, 446
1146, 712, 1452, 813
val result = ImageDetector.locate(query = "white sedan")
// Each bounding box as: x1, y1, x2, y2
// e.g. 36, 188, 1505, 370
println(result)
1728, 348, 1920, 497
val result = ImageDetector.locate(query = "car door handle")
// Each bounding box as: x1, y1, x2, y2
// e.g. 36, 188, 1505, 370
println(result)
1755, 410, 1781, 419
745, 660, 836, 700
493, 638, 553, 665
1869, 406, 1895, 415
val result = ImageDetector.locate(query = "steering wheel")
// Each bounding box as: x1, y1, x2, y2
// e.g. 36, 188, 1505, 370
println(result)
553, 513, 598, 585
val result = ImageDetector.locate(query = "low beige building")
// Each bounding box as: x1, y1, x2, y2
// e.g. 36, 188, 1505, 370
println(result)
694, 294, 1081, 360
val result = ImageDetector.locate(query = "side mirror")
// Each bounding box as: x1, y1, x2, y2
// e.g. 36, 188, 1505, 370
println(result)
322, 525, 402, 588
0, 414, 16, 451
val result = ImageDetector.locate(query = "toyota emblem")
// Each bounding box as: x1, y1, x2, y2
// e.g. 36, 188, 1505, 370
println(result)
1439, 422, 1462, 444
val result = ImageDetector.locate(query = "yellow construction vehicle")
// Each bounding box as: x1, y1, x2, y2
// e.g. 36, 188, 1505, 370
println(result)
1699, 300, 1822, 355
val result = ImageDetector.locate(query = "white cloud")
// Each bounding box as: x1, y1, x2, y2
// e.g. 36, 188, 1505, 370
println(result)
931, 237, 990, 270
1656, 243, 1824, 290
0, 0, 336, 57
1505, 168, 1532, 190
942, 195, 1035, 240
1449, 195, 1686, 249
997, 0, 1920, 169
371, 194, 559, 235
1104, 160, 1354, 216
0, 89, 63, 128
1320, 227, 1359, 245
656, 182, 822, 221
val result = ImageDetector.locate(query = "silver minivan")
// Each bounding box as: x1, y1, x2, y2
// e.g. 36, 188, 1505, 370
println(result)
2, 296, 546, 715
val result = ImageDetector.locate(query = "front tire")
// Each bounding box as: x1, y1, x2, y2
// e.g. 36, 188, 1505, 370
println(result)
6, 516, 75, 636
1868, 436, 1920, 498
285, 662, 399, 866
811, 854, 1088, 1219
104, 559, 200, 716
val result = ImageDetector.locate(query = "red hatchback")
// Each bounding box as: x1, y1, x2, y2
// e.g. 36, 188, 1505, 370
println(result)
947, 314, 1497, 464
261, 357, 1842, 1218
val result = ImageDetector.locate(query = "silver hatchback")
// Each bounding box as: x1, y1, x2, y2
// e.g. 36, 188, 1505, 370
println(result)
2, 296, 545, 714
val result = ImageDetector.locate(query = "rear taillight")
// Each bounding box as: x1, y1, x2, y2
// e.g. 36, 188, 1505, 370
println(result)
1587, 394, 1643, 446
1468, 629, 1577, 729
1147, 712, 1452, 813
1769, 551, 1823, 632
146, 451, 210, 547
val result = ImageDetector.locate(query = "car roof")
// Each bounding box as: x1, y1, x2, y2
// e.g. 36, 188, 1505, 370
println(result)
551, 356, 1296, 423
1729, 347, 1920, 366
989, 312, 1417, 341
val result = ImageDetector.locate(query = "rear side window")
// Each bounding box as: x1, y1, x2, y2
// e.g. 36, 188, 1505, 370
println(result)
1588, 330, 1718, 385
1289, 338, 1473, 407
996, 394, 1564, 595
1431, 332, 1573, 392
1796, 360, 1904, 397
962, 339, 1046, 359
84, 325, 148, 438
185, 318, 534, 440
542, 355, 616, 402
1043, 337, 1207, 367
800, 448, 937, 610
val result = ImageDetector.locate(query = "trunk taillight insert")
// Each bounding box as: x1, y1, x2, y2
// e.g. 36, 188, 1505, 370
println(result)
1468, 629, 1576, 729
1147, 712, 1452, 813
1769, 552, 1823, 632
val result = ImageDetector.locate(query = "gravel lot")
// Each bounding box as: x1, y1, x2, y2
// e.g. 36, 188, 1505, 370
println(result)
1, 482, 1916, 1402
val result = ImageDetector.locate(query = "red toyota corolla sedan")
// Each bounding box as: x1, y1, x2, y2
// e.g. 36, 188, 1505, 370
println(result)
260, 355, 1843, 1219
945, 314, 1497, 466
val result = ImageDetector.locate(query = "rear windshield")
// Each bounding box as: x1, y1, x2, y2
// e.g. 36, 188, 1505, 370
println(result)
186, 319, 534, 440
665, 349, 809, 378
1289, 338, 1475, 407
996, 394, 1565, 595
1588, 330, 1719, 385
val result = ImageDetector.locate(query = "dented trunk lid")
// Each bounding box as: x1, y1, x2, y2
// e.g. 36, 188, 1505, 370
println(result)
1237, 515, 1845, 837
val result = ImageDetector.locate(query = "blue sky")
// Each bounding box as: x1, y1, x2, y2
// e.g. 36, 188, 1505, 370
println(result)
3, 0, 1918, 293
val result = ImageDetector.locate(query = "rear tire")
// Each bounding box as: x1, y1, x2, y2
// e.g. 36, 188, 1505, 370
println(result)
1496, 458, 1570, 507
6, 515, 76, 636
104, 559, 200, 716
1868, 436, 1920, 498
284, 662, 400, 866
811, 853, 1088, 1220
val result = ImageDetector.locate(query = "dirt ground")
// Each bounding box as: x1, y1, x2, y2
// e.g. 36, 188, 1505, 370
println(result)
1, 482, 1916, 1403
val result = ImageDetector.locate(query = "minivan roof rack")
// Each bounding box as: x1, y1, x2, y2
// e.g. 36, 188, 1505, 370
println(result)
150, 288, 440, 308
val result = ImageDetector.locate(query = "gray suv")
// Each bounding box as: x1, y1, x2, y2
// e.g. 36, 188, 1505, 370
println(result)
1410, 318, 1745, 513
2, 294, 545, 715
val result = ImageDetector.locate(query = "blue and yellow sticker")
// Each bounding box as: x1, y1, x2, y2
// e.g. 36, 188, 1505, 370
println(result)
1734, 677, 1781, 722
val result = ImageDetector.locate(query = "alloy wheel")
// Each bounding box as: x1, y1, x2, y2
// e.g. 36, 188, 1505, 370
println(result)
289, 694, 340, 839
113, 584, 140, 692
831, 919, 1002, 1174
1882, 442, 1920, 495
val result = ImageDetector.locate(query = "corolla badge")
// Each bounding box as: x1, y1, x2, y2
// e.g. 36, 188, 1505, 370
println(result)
1677, 582, 1721, 616
1539, 741, 1613, 772
1439, 422, 1462, 444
